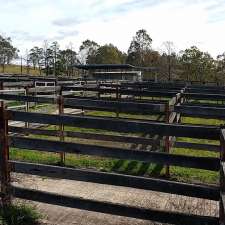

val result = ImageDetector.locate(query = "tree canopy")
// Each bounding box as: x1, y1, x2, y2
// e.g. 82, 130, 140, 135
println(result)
1, 28, 225, 83
0, 35, 18, 72
91, 44, 126, 64
179, 46, 216, 82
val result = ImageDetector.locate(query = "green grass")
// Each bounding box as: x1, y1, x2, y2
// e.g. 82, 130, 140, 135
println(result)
10, 146, 218, 184
170, 146, 219, 183
0, 204, 41, 225
10, 147, 165, 177
85, 110, 162, 121
8, 110, 221, 185
182, 116, 224, 126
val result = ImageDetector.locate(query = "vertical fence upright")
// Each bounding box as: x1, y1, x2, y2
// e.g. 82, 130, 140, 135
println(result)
116, 86, 119, 118
0, 102, 11, 207
25, 86, 30, 129
58, 95, 65, 166
220, 128, 225, 224
0, 82, 3, 91
164, 101, 170, 177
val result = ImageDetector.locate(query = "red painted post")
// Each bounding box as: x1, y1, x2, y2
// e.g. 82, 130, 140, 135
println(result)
58, 95, 65, 166
0, 102, 11, 207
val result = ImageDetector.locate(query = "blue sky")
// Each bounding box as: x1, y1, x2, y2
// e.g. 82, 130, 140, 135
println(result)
0, 0, 225, 58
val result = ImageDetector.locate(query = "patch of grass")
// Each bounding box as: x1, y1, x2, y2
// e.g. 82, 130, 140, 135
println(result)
9, 109, 221, 185
170, 166, 218, 184
0, 204, 41, 225
10, 144, 218, 184
170, 147, 219, 184
182, 116, 224, 126
10, 147, 163, 177
85, 110, 161, 121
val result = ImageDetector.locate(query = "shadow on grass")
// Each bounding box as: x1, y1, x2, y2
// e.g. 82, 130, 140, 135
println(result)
137, 162, 150, 176
124, 161, 138, 173
149, 164, 164, 176
111, 159, 164, 177
111, 159, 125, 171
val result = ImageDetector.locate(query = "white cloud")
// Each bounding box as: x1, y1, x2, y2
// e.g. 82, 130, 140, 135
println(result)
0, 0, 224, 58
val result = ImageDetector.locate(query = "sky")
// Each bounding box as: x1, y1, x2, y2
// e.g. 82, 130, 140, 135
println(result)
0, 0, 225, 58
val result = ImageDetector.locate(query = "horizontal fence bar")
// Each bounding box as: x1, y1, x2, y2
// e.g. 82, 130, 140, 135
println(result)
3, 82, 33, 87
0, 94, 165, 114
183, 102, 225, 108
8, 110, 220, 139
174, 142, 220, 152
28, 86, 61, 93
62, 86, 177, 97
65, 95, 168, 104
185, 88, 225, 94
9, 126, 160, 146
13, 186, 219, 225
11, 161, 220, 200
0, 89, 25, 94
64, 98, 165, 113
9, 136, 220, 171
183, 93, 225, 101
175, 105, 225, 119
0, 94, 56, 104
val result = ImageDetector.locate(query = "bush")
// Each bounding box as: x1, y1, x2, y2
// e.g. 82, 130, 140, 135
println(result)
0, 204, 41, 225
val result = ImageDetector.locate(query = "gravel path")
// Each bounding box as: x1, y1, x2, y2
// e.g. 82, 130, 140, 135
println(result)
12, 173, 219, 225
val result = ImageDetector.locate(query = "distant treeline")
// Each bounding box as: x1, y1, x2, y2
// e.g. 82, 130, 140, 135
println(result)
0, 29, 225, 83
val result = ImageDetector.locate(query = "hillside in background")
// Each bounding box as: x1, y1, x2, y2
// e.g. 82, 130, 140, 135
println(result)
1, 64, 41, 75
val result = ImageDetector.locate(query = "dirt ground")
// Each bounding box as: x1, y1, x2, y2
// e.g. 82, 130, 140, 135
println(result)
12, 173, 219, 225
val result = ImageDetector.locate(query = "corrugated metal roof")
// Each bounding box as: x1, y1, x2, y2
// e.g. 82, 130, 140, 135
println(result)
73, 64, 158, 71
73, 64, 136, 70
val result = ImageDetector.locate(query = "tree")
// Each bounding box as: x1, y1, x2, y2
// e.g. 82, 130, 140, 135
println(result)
91, 44, 126, 64
59, 49, 79, 76
28, 47, 45, 75
78, 39, 99, 64
179, 46, 216, 82
126, 29, 153, 66
0, 35, 18, 72
50, 41, 60, 76
162, 41, 176, 80
217, 53, 225, 72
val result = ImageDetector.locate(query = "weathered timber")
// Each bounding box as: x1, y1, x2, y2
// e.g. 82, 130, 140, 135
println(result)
183, 93, 225, 101
13, 187, 219, 225
175, 105, 225, 119
11, 161, 220, 200
64, 98, 165, 113
8, 111, 220, 139
0, 94, 165, 114
62, 86, 177, 97
9, 136, 220, 171
174, 141, 220, 152
0, 94, 56, 104
8, 126, 160, 146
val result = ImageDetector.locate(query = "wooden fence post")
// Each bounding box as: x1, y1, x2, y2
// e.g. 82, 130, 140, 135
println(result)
0, 82, 3, 91
25, 86, 29, 129
58, 95, 65, 166
165, 102, 170, 177
116, 86, 119, 118
0, 102, 11, 207
220, 127, 225, 225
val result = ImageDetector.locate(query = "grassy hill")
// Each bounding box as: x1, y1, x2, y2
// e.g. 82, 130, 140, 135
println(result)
0, 64, 41, 75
